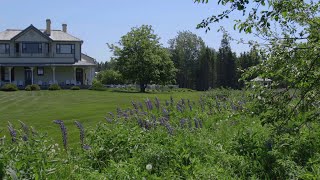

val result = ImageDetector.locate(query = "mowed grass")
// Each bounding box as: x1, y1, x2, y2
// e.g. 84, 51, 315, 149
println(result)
0, 90, 201, 147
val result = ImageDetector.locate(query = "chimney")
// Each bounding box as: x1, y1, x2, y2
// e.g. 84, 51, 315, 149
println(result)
62, 24, 67, 33
46, 19, 51, 36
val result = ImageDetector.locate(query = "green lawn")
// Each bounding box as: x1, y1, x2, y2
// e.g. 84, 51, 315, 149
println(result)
0, 89, 201, 146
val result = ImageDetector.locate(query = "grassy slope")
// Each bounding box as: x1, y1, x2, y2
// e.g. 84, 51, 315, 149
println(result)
0, 90, 201, 146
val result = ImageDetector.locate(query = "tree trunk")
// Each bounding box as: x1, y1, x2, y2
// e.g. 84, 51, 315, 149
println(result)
140, 83, 146, 93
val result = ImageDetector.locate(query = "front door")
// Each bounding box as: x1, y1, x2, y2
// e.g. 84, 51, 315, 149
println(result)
25, 69, 32, 85
76, 68, 83, 85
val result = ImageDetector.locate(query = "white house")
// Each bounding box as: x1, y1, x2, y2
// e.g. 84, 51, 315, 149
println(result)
0, 19, 96, 88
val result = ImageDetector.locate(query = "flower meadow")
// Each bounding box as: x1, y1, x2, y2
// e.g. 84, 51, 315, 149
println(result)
1, 90, 320, 179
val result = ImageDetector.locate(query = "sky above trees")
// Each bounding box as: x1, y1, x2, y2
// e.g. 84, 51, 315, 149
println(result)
0, 0, 256, 62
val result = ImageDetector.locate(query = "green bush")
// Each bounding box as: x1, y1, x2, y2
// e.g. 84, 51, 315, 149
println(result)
1, 83, 18, 91
70, 86, 80, 90
48, 84, 61, 91
25, 84, 41, 91
90, 80, 105, 91
96, 70, 124, 85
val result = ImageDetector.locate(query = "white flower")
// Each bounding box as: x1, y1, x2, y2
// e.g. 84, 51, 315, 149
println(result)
146, 164, 152, 171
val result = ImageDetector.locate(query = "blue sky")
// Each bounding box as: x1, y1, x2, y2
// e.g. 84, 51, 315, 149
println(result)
0, 0, 256, 62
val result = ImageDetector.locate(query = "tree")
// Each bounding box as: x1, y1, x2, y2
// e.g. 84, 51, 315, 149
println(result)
216, 33, 237, 88
96, 69, 124, 85
109, 25, 176, 92
194, 1, 320, 178
197, 46, 216, 90
168, 31, 205, 89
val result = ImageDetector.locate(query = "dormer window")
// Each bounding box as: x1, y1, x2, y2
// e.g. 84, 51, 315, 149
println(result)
56, 44, 75, 54
0, 43, 10, 54
22, 43, 42, 54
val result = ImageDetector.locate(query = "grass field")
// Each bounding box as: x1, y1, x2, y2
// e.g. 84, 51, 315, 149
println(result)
0, 89, 201, 146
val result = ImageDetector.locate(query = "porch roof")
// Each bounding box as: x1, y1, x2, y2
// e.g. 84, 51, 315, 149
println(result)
0, 62, 95, 67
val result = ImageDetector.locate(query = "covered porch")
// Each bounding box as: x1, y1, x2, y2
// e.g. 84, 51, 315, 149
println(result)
0, 64, 95, 88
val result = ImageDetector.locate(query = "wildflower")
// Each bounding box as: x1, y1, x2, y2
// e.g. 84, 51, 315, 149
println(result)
146, 164, 152, 171
132, 101, 139, 110
164, 122, 174, 135
7, 122, 17, 142
194, 118, 199, 129
19, 120, 29, 141
180, 118, 187, 128
19, 120, 29, 135
74, 121, 85, 147
165, 100, 169, 106
155, 97, 160, 111
187, 99, 192, 111
83, 144, 91, 150
162, 108, 169, 119
53, 120, 68, 150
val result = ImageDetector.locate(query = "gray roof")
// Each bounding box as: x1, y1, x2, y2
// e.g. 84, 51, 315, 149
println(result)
49, 30, 82, 42
0, 29, 20, 40
0, 28, 82, 42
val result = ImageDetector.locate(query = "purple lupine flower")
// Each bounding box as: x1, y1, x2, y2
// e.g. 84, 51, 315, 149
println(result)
137, 118, 144, 128
187, 99, 192, 111
165, 100, 169, 106
180, 119, 187, 128
7, 122, 17, 142
194, 118, 199, 129
155, 97, 160, 111
138, 102, 144, 111
53, 120, 68, 150
164, 122, 174, 135
162, 108, 169, 119
74, 121, 85, 148
83, 144, 91, 150
19, 120, 29, 141
19, 120, 29, 135
176, 104, 183, 113
132, 101, 139, 110
109, 112, 115, 119
145, 98, 153, 111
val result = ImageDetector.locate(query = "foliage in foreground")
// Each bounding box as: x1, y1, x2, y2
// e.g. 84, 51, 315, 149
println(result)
0, 90, 319, 179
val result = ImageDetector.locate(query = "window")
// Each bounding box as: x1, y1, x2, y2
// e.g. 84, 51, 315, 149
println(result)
56, 44, 75, 54
0, 44, 10, 54
37, 67, 44, 76
22, 43, 42, 54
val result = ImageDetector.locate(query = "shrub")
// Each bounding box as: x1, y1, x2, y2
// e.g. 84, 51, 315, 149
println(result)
90, 80, 105, 91
96, 70, 124, 85
25, 84, 41, 91
48, 84, 61, 91
70, 86, 80, 90
1, 83, 18, 91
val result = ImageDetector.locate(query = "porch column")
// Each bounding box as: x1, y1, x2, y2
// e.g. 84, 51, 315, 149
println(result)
30, 67, 34, 85
8, 67, 12, 83
52, 67, 56, 83
73, 67, 77, 82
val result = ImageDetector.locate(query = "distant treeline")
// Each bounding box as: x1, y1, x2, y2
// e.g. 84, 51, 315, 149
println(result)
96, 31, 260, 90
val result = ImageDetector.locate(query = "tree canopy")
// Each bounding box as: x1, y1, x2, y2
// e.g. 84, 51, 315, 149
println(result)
109, 25, 176, 92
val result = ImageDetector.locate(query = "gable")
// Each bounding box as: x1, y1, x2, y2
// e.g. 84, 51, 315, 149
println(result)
15, 28, 49, 42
